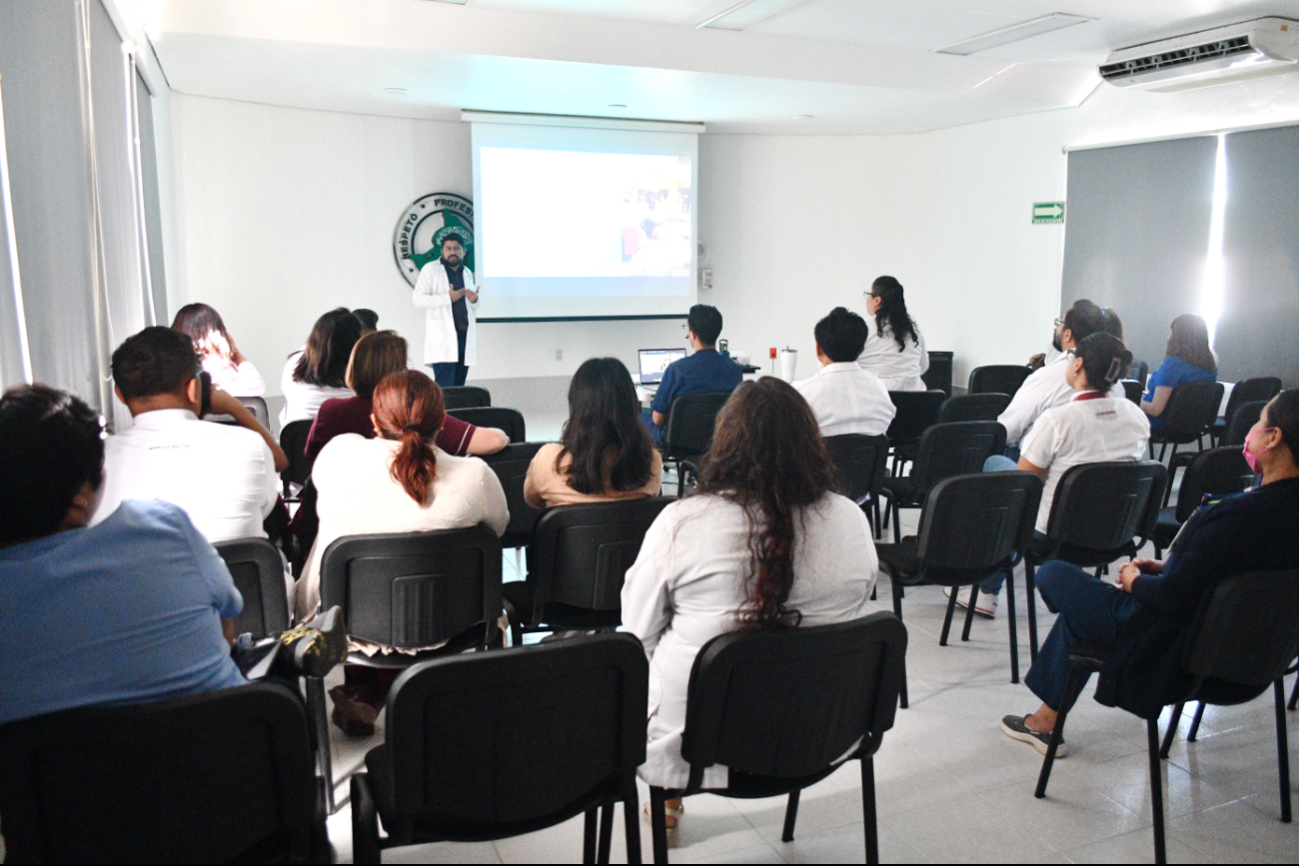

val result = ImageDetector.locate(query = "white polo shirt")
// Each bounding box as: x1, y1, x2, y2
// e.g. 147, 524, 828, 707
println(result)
93, 409, 280, 543
1020, 392, 1151, 534
279, 350, 354, 427
857, 319, 928, 392
997, 355, 1125, 447
794, 362, 897, 438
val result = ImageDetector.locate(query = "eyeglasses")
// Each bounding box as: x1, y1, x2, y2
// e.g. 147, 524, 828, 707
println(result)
1054, 318, 1065, 328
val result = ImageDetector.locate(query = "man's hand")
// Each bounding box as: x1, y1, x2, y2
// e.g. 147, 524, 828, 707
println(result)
449, 288, 467, 302
1131, 558, 1165, 575
464, 288, 479, 303
1027, 353, 1045, 368
1116, 562, 1141, 593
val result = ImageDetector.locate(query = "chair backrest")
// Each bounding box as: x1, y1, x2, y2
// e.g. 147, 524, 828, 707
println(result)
1222, 377, 1282, 422
663, 391, 732, 457
1044, 461, 1168, 553
527, 497, 674, 616
446, 406, 526, 443
921, 350, 953, 396
1131, 361, 1150, 388
481, 441, 548, 548
1224, 400, 1269, 447
320, 525, 502, 649
382, 634, 647, 825
885, 390, 947, 448
0, 683, 319, 863
1187, 569, 1299, 689
823, 433, 890, 504
1173, 447, 1256, 523
968, 364, 1032, 398
278, 419, 315, 493
910, 420, 1007, 491
214, 537, 289, 638
680, 613, 907, 785
915, 471, 1043, 574
441, 385, 491, 410
1159, 381, 1224, 441
204, 396, 271, 430
936, 393, 1012, 424
1121, 379, 1143, 405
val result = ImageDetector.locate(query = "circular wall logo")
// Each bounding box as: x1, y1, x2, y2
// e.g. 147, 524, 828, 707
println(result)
392, 192, 474, 287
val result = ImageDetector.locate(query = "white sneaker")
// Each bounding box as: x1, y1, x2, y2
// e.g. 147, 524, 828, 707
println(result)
945, 586, 998, 619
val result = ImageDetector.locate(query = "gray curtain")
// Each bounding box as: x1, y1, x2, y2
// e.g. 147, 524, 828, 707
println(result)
136, 69, 166, 327
0, 77, 31, 389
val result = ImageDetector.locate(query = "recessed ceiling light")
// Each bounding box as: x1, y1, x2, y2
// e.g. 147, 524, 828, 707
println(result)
384, 87, 408, 95
793, 114, 814, 120
699, 0, 813, 31
934, 13, 1094, 56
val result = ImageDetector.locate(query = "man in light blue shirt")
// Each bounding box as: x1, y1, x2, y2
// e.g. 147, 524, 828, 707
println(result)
0, 384, 246, 726
646, 304, 742, 444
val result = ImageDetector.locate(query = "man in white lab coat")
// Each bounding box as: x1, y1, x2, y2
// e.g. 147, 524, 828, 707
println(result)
413, 234, 478, 387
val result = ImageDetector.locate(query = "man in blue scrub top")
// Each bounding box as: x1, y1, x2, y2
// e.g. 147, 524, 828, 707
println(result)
646, 304, 742, 444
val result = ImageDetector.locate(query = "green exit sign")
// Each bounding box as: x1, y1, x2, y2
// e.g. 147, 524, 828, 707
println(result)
1033, 202, 1065, 224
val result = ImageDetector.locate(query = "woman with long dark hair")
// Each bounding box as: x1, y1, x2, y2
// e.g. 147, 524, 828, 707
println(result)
171, 302, 266, 397
1142, 313, 1218, 430
278, 308, 363, 426
524, 357, 662, 507
859, 275, 929, 391
621, 377, 877, 817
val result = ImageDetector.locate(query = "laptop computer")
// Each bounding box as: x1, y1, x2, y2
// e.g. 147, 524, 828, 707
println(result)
638, 348, 686, 391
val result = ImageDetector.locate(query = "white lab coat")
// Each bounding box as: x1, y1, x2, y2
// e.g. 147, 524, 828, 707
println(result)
413, 261, 479, 366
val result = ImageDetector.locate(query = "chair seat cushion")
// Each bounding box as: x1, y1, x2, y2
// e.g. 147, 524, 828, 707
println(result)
1150, 508, 1179, 548
875, 537, 921, 583
1066, 640, 1111, 667
502, 580, 533, 615
879, 476, 920, 504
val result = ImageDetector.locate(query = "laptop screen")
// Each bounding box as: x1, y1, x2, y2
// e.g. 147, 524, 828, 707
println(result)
639, 348, 686, 385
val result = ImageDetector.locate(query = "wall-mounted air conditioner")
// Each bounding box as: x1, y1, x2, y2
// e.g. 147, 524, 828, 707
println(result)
1100, 17, 1299, 92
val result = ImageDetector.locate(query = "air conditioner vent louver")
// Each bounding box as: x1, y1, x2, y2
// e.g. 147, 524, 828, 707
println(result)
1100, 36, 1254, 82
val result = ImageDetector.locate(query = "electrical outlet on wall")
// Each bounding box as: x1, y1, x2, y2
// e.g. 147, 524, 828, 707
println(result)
554, 348, 563, 361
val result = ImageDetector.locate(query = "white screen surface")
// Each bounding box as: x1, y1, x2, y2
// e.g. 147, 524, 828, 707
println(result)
471, 121, 698, 321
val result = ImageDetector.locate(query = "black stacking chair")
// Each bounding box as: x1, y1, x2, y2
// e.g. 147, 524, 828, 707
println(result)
482, 441, 549, 549
351, 634, 647, 865
876, 472, 1042, 705
215, 537, 290, 637
824, 433, 890, 538
1151, 448, 1254, 558
503, 498, 673, 646
936, 393, 1011, 424
878, 420, 1006, 544
0, 683, 330, 863
1130, 360, 1150, 389
441, 385, 491, 410
968, 365, 1032, 398
447, 406, 526, 443
1023, 461, 1167, 659
647, 614, 907, 865
884, 389, 947, 479
205, 395, 271, 430
279, 419, 314, 500
1121, 379, 1143, 405
1223, 400, 1270, 448
1211, 377, 1282, 444
1148, 381, 1224, 463
661, 391, 731, 496
1034, 569, 1299, 864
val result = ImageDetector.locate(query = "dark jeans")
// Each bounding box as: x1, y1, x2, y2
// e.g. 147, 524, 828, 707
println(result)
1023, 560, 1141, 711
430, 331, 469, 387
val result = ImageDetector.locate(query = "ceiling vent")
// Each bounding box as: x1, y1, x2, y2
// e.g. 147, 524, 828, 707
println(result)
1100, 17, 1299, 92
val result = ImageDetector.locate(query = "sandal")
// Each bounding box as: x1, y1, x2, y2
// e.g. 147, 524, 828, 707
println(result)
643, 799, 684, 830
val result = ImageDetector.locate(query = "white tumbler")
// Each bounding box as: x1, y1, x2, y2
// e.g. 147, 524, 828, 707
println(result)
779, 348, 798, 382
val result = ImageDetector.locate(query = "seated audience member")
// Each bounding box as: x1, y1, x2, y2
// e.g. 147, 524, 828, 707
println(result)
859, 276, 929, 391
795, 306, 896, 437
172, 302, 266, 398
352, 308, 379, 334
305, 330, 508, 461
622, 378, 878, 824
1142, 313, 1218, 430
1025, 306, 1121, 371
525, 357, 663, 508
279, 307, 363, 426
297, 370, 508, 734
965, 333, 1150, 618
1001, 390, 1299, 755
997, 300, 1122, 456
0, 384, 247, 725
646, 304, 742, 444
93, 327, 284, 544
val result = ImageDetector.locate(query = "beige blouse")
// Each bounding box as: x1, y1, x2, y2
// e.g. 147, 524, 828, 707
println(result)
523, 442, 663, 509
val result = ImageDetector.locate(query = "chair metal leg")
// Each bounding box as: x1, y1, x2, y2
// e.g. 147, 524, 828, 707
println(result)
350, 774, 381, 864
598, 800, 614, 864
1187, 702, 1206, 742
304, 676, 337, 814
939, 588, 958, 646
1159, 703, 1184, 758
650, 786, 670, 865
584, 808, 598, 864
899, 655, 909, 710
1148, 718, 1168, 865
890, 577, 903, 620
1006, 568, 1019, 684
623, 777, 644, 865
891, 501, 901, 544
1290, 667, 1299, 711
781, 790, 800, 842
960, 585, 978, 642
1275, 680, 1293, 823
861, 758, 879, 865
1025, 563, 1039, 663
1036, 662, 1086, 798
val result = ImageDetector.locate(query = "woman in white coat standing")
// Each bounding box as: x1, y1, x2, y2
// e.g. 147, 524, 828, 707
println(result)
859, 275, 929, 391
413, 234, 478, 388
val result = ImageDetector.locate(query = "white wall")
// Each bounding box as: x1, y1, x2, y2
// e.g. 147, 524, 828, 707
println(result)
169, 72, 1299, 394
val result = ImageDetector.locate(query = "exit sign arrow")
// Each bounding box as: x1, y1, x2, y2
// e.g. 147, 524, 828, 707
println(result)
1033, 202, 1065, 224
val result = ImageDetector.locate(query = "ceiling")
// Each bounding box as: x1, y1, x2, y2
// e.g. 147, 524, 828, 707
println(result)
149, 0, 1295, 134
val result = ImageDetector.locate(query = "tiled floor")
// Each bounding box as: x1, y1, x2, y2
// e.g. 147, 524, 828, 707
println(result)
317, 504, 1299, 864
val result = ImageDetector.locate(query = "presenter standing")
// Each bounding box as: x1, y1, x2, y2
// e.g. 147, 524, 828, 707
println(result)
413, 235, 478, 387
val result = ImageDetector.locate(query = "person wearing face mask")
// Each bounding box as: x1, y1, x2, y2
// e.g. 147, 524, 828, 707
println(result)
998, 389, 1299, 757
413, 233, 479, 388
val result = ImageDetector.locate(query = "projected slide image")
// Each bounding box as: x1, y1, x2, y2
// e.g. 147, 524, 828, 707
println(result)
480, 147, 693, 293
